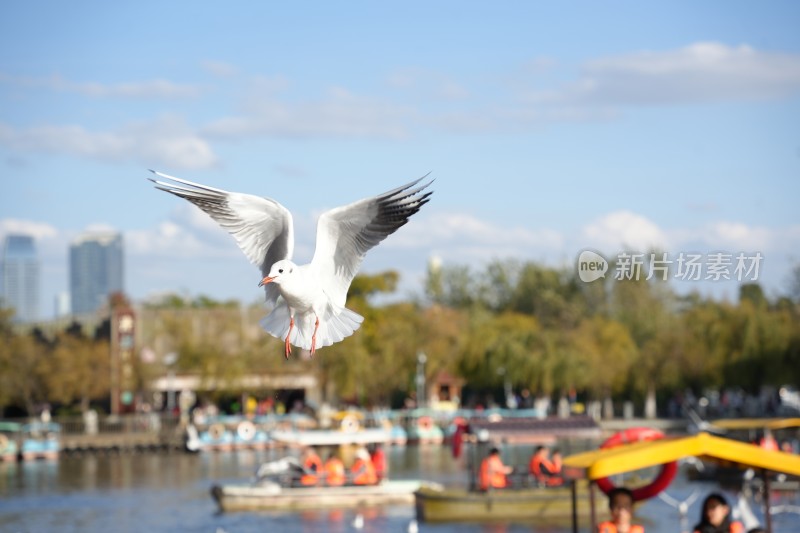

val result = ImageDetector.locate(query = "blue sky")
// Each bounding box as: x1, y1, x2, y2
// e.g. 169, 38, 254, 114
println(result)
2, 2, 799, 318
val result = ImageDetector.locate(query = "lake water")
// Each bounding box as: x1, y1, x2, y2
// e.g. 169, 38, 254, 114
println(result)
1, 445, 798, 533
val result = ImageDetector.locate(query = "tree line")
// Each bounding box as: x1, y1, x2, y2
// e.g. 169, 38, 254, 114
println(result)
1, 260, 798, 417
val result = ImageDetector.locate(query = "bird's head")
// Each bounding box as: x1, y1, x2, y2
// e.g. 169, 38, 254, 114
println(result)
259, 260, 296, 287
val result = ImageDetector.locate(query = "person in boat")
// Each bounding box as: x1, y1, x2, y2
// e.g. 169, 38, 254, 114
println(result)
299, 446, 323, 486
369, 443, 387, 482
546, 448, 564, 486
479, 447, 513, 491
597, 487, 644, 533
351, 447, 378, 485
528, 445, 557, 486
758, 429, 778, 451
323, 451, 346, 486
692, 493, 744, 533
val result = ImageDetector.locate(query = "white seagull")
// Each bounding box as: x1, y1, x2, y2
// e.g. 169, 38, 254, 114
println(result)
149, 170, 433, 358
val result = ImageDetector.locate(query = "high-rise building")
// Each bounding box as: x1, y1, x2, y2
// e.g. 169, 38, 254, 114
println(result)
1, 234, 40, 322
69, 231, 124, 315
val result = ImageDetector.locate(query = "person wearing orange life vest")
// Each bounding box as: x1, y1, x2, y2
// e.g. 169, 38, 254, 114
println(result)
370, 444, 387, 482
692, 493, 744, 533
528, 446, 557, 485
351, 447, 378, 485
546, 448, 564, 486
479, 447, 513, 490
299, 446, 323, 486
758, 429, 779, 451
597, 487, 645, 533
323, 452, 346, 486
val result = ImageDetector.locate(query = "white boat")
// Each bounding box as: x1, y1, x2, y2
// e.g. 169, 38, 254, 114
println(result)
211, 480, 423, 512
269, 427, 392, 447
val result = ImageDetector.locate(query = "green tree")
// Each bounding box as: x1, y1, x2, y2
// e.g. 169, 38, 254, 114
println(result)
40, 334, 111, 412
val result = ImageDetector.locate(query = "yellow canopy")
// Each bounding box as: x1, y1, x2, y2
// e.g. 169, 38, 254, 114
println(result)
709, 418, 800, 431
563, 432, 800, 480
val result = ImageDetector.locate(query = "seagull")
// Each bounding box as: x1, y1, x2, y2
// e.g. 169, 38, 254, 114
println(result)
149, 170, 433, 358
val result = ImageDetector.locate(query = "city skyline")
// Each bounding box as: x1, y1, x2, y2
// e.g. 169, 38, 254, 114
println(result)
69, 231, 124, 316
1, 234, 39, 322
1, 2, 799, 313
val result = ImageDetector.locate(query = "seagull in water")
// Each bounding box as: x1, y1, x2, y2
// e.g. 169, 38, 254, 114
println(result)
149, 170, 433, 358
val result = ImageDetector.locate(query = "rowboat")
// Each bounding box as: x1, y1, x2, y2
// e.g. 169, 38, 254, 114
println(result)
211, 479, 423, 512
414, 482, 591, 523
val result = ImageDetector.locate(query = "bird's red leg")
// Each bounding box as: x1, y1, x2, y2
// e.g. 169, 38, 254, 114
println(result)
310, 317, 320, 358
284, 317, 294, 359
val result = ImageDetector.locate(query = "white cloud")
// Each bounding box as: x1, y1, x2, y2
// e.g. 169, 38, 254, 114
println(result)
202, 87, 415, 140
582, 210, 669, 251
0, 219, 58, 241
526, 42, 800, 106
387, 212, 564, 267
0, 73, 202, 99
201, 60, 239, 78
0, 115, 218, 170
385, 68, 470, 101
127, 205, 240, 260
580, 212, 799, 258
701, 221, 774, 251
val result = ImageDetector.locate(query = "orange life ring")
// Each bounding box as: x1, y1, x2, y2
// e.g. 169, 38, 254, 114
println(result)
595, 427, 677, 502
418, 416, 433, 432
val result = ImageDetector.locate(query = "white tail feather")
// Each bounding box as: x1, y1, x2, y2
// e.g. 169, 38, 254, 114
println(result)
260, 303, 363, 351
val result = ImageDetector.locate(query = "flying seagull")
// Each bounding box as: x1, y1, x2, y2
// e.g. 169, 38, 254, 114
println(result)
149, 170, 433, 358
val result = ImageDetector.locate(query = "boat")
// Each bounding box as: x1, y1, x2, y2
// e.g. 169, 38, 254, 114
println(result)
466, 414, 601, 444
414, 482, 591, 523
405, 415, 444, 445
269, 414, 392, 447
0, 421, 20, 461
563, 431, 800, 533
211, 453, 421, 511
20, 422, 60, 460
211, 479, 424, 512
269, 427, 392, 447
414, 417, 598, 523
685, 418, 800, 486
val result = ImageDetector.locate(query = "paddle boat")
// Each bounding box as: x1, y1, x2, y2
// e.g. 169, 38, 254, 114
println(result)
0, 421, 20, 461
269, 413, 393, 447
20, 422, 60, 460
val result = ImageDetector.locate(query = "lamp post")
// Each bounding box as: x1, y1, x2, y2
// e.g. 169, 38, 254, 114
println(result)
498, 366, 514, 409
416, 351, 427, 409
164, 352, 178, 412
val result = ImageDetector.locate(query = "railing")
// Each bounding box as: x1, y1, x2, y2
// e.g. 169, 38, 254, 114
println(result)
3, 413, 183, 436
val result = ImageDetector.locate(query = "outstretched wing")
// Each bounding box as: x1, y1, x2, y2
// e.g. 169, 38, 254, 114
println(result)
311, 174, 433, 307
149, 170, 294, 306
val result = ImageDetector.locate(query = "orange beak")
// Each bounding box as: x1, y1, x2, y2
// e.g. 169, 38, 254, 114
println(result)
258, 276, 274, 287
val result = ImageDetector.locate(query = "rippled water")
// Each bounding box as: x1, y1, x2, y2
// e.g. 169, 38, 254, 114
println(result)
1, 445, 798, 533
